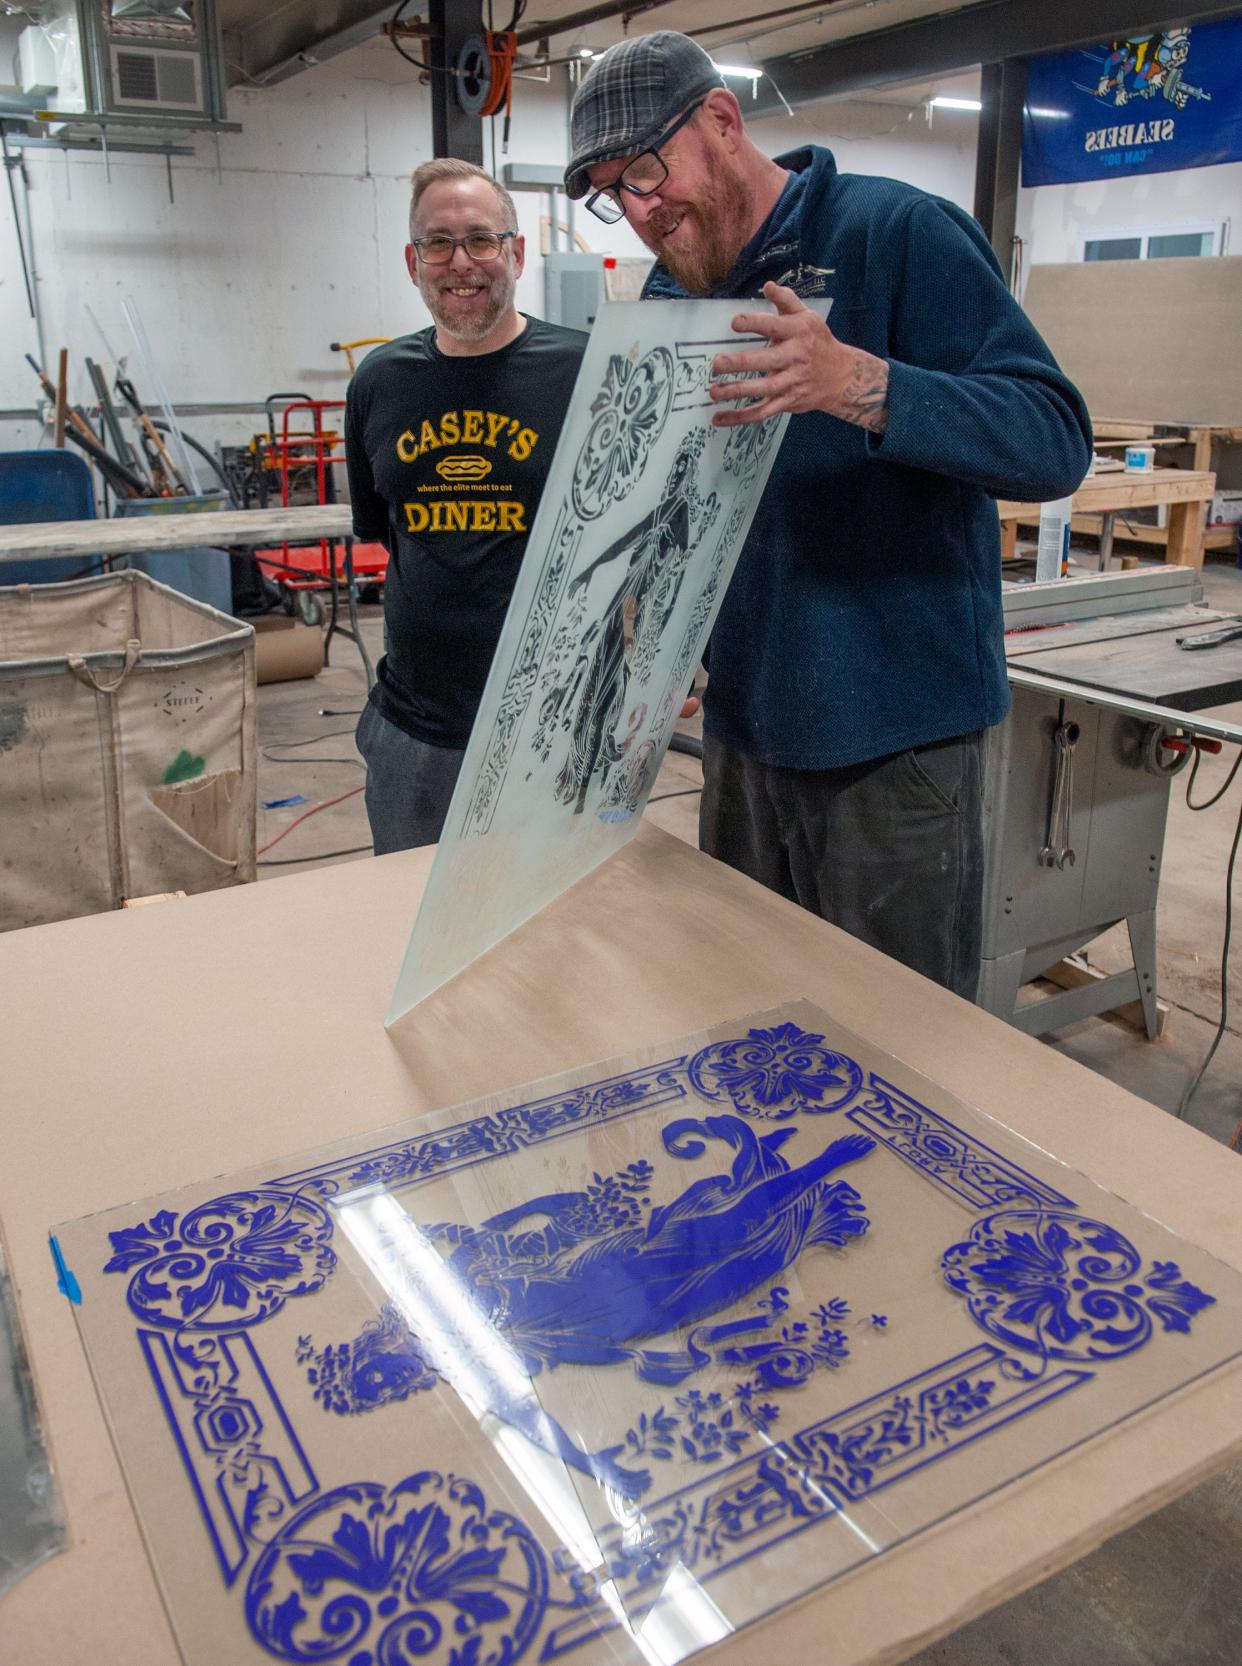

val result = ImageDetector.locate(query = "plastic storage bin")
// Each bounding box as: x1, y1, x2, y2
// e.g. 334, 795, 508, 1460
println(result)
0, 450, 97, 586
0, 569, 256, 929
113, 491, 233, 616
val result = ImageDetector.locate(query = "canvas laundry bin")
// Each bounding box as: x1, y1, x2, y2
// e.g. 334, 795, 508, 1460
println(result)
0, 570, 257, 930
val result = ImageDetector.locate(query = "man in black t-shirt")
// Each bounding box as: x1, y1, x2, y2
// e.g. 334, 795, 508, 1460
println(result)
345, 158, 586, 853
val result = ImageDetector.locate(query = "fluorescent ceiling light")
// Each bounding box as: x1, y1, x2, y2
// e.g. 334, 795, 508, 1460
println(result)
930, 95, 982, 111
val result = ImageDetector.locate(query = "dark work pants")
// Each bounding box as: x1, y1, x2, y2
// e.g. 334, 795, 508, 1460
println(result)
700, 731, 985, 1000
355, 701, 465, 855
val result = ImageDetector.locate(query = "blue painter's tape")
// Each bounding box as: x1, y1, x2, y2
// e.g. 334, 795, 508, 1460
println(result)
49, 1235, 82, 1305
262, 795, 307, 810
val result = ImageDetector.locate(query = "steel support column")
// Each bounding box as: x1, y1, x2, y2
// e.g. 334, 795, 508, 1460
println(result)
428, 0, 483, 165
974, 59, 1026, 285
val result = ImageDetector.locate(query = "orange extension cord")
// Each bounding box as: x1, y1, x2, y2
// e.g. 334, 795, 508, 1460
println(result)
257, 786, 364, 856
478, 31, 517, 120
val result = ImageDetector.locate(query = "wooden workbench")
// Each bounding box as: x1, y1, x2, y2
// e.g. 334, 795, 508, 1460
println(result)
2, 826, 1241, 1666
1094, 418, 1242, 474
0, 504, 352, 566
1087, 423, 1241, 558
997, 468, 1218, 568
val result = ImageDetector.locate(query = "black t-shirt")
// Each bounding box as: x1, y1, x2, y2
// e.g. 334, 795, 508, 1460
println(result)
344, 317, 587, 747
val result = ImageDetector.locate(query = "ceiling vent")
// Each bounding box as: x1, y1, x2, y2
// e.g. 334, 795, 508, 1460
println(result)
42, 1, 230, 128
111, 46, 203, 111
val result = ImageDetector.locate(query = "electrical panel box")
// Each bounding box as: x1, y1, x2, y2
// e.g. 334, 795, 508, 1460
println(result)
544, 252, 659, 331
544, 253, 605, 335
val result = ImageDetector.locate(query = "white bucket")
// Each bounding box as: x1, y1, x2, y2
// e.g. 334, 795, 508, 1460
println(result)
1125, 443, 1155, 473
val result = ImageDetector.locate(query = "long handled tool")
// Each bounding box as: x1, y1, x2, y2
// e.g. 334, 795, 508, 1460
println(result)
114, 368, 187, 494
53, 348, 68, 448
85, 355, 142, 480
24, 354, 146, 497
63, 413, 148, 498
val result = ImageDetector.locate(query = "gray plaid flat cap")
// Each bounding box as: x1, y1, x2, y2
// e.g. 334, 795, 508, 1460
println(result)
564, 32, 725, 200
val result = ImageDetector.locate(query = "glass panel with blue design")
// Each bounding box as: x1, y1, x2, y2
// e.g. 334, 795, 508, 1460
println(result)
385, 300, 830, 1026
57, 1000, 1242, 1666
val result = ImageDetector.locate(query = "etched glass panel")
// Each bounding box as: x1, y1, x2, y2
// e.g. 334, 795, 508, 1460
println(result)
386, 300, 809, 1024
57, 1000, 1242, 1666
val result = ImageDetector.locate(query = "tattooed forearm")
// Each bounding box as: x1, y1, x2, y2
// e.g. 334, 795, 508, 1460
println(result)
837, 349, 889, 434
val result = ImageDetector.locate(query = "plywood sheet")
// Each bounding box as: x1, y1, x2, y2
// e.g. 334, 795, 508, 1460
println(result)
1022, 257, 1242, 426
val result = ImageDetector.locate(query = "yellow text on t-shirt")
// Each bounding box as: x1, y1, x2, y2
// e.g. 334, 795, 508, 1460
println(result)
396, 410, 537, 463
403, 499, 527, 534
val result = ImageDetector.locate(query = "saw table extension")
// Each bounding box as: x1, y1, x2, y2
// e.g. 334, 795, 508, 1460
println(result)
979, 567, 1242, 1036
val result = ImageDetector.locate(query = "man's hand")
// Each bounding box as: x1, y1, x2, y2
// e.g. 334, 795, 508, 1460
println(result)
710, 281, 889, 433
680, 692, 701, 719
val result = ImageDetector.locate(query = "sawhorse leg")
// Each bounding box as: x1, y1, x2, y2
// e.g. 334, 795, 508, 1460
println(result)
1127, 908, 1160, 1040
976, 950, 1027, 1024
1098, 511, 1116, 571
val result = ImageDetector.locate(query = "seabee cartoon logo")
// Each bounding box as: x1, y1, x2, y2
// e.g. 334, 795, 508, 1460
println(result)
436, 453, 492, 481
1086, 29, 1211, 111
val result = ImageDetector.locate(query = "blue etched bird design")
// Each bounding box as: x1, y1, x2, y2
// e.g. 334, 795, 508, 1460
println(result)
416, 1116, 875, 1496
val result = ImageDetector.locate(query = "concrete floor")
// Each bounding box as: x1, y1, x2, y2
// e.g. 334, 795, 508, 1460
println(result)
252, 550, 1242, 1666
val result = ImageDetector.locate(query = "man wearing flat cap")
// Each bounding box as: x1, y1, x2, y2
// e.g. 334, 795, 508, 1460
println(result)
566, 31, 1091, 1001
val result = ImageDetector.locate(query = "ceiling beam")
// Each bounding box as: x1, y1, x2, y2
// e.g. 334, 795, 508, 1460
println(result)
750, 0, 1242, 114
230, 0, 401, 86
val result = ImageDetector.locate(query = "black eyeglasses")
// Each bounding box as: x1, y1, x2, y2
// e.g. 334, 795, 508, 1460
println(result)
585, 101, 704, 225
411, 230, 517, 264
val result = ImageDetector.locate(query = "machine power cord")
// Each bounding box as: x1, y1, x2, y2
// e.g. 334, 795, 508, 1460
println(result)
1186, 743, 1242, 810
259, 845, 372, 866
257, 786, 364, 856
1178, 744, 1242, 1130
256, 726, 368, 866
262, 726, 364, 768
647, 787, 703, 804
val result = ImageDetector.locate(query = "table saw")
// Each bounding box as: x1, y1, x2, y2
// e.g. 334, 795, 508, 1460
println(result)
979, 565, 1242, 1035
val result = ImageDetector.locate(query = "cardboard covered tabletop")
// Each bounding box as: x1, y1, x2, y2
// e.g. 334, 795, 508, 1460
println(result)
2, 828, 1241, 1666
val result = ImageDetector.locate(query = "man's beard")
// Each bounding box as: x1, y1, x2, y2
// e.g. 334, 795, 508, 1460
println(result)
420, 266, 515, 343
647, 170, 753, 293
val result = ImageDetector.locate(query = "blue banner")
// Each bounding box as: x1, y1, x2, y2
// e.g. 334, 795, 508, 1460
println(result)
1022, 19, 1242, 186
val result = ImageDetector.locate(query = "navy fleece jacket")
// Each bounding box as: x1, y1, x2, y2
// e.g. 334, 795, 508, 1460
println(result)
643, 146, 1093, 768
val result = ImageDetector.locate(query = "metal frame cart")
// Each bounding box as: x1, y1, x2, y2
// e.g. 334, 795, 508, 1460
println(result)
251, 399, 383, 679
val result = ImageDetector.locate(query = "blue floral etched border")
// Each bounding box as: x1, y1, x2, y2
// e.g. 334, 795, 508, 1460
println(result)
269, 1057, 692, 1199
541, 1340, 1091, 1660
267, 1020, 1061, 1216
94, 1015, 1225, 1666
845, 1075, 1073, 1211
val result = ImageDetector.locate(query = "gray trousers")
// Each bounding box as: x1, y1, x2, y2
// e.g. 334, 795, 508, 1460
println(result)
355, 701, 465, 856
700, 731, 985, 1000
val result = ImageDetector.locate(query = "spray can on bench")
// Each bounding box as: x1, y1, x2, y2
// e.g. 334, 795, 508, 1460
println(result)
1036, 495, 1073, 581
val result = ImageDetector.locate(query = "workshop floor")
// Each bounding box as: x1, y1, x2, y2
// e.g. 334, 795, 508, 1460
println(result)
254, 551, 1242, 1666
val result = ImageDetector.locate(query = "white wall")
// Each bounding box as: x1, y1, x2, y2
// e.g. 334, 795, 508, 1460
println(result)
749, 95, 979, 210
1016, 159, 1241, 265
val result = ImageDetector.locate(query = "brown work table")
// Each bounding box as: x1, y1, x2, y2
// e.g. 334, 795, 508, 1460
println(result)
2, 826, 1241, 1665
998, 468, 1218, 569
